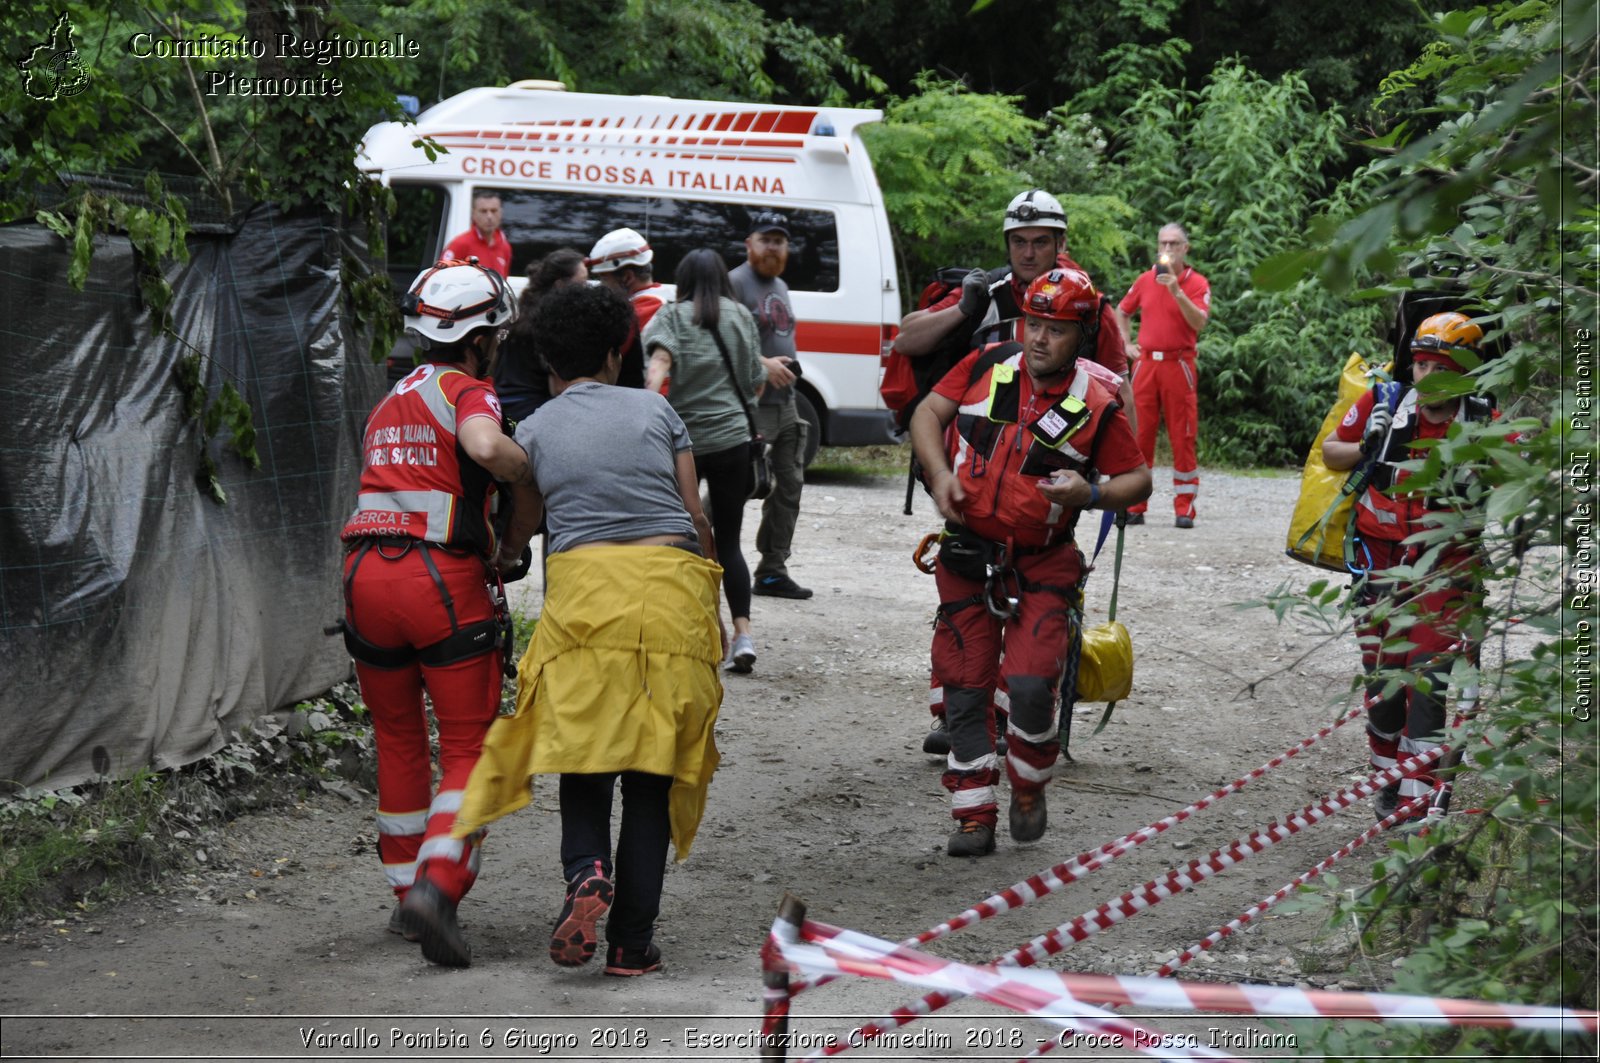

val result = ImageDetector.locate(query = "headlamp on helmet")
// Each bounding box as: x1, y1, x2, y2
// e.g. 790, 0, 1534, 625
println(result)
1410, 311, 1483, 368
1003, 189, 1068, 233
401, 258, 516, 351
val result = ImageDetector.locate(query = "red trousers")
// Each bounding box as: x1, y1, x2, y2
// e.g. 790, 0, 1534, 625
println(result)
1355, 538, 1476, 804
1130, 353, 1199, 518
344, 543, 501, 905
931, 545, 1080, 826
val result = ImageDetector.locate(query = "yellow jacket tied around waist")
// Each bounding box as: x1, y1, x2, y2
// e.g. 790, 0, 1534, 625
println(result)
455, 545, 724, 859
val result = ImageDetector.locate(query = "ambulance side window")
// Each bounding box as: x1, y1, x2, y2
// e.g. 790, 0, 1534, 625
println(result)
386, 183, 448, 294
491, 189, 839, 293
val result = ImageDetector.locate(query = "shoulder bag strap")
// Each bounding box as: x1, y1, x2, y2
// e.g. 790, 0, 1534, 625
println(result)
705, 322, 760, 439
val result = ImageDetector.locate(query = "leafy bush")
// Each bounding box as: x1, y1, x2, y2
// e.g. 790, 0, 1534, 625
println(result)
1258, 1, 1598, 1056
1106, 61, 1386, 465
862, 76, 1044, 308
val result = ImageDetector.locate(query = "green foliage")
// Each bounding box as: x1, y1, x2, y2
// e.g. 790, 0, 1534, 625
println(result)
1106, 61, 1384, 464
1020, 109, 1138, 282
377, 0, 882, 105
1256, 2, 1598, 1055
0, 685, 375, 922
1, 2, 413, 499
861, 77, 1043, 306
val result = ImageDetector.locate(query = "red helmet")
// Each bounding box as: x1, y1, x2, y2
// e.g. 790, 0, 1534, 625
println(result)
1410, 311, 1482, 368
1023, 267, 1099, 323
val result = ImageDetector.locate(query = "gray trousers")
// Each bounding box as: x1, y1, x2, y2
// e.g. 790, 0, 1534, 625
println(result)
754, 401, 807, 580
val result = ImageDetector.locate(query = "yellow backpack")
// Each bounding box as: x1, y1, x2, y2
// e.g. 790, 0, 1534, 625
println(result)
1285, 352, 1393, 571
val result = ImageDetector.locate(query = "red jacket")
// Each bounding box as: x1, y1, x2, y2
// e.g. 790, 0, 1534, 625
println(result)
342, 363, 503, 554
936, 346, 1139, 547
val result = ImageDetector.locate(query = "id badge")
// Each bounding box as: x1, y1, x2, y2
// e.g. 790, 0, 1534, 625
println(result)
1028, 395, 1089, 450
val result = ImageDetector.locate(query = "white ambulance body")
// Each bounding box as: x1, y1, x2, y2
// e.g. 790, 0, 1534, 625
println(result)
358, 82, 901, 451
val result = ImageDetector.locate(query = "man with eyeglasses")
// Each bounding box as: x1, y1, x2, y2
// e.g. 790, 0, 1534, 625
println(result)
896, 189, 1133, 757
729, 210, 812, 600
1113, 223, 1211, 528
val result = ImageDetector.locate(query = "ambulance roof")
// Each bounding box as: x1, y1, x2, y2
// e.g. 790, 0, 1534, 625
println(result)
358, 85, 884, 205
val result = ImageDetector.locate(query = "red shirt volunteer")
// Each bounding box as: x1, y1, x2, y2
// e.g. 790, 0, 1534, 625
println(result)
443, 226, 512, 279
1118, 265, 1210, 353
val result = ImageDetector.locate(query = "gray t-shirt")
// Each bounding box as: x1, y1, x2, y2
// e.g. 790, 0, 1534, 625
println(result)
639, 297, 765, 454
728, 262, 797, 408
516, 382, 696, 553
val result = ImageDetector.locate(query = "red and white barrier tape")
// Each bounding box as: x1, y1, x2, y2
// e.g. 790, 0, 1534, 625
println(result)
801, 744, 1449, 1054
1153, 794, 1430, 977
769, 917, 1245, 1063
771, 917, 1597, 1060
790, 705, 1366, 999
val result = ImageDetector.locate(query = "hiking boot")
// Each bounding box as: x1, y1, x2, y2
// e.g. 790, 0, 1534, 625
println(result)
1175, 515, 1195, 529
754, 574, 813, 600
1392, 787, 1451, 834
1009, 789, 1048, 842
1373, 782, 1401, 822
398, 878, 471, 968
922, 717, 951, 756
387, 901, 420, 942
603, 941, 664, 977
726, 633, 757, 673
1123, 512, 1145, 526
947, 820, 996, 857
549, 860, 613, 968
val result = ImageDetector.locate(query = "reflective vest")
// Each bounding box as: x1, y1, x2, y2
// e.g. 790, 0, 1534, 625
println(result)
1355, 389, 1493, 541
341, 363, 499, 554
945, 344, 1122, 547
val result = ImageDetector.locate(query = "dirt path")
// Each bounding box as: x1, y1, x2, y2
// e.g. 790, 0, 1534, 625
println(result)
1, 466, 1399, 1061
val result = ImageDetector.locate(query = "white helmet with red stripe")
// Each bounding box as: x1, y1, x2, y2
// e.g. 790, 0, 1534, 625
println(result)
401, 258, 515, 350
585, 227, 653, 274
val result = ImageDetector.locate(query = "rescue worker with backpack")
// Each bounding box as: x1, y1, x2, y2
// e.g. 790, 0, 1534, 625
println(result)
340, 259, 541, 967
910, 268, 1150, 856
887, 189, 1135, 758
1322, 311, 1496, 827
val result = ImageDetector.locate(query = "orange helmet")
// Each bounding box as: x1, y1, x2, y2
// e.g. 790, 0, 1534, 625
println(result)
1023, 267, 1100, 323
1410, 311, 1482, 368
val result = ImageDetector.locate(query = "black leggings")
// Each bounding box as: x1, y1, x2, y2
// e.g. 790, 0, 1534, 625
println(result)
694, 441, 753, 621
558, 772, 672, 950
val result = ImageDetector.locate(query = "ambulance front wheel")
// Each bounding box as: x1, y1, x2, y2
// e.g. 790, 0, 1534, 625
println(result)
795, 390, 822, 469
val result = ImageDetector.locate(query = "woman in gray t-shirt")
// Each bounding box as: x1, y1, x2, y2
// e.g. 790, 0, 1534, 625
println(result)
641, 249, 767, 674
489, 283, 724, 978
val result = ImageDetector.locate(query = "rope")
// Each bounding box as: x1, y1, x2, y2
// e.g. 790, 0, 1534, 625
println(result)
789, 705, 1366, 1000
1153, 794, 1432, 978
769, 918, 1597, 1054
806, 743, 1449, 1056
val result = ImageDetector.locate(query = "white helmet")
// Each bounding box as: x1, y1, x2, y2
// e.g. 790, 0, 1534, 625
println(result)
585, 227, 653, 273
1003, 189, 1067, 233
401, 258, 515, 350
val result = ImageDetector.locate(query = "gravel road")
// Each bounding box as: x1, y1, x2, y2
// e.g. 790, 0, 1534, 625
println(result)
2, 465, 1417, 1061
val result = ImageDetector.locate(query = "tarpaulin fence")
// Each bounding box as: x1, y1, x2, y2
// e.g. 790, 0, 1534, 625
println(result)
0, 205, 385, 792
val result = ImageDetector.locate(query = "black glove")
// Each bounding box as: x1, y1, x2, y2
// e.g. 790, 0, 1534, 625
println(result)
957, 268, 991, 317
1360, 405, 1393, 455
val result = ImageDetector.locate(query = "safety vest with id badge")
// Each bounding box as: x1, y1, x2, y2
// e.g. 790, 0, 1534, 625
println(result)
944, 344, 1121, 548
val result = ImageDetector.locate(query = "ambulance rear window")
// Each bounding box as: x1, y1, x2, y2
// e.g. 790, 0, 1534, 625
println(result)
488, 189, 840, 293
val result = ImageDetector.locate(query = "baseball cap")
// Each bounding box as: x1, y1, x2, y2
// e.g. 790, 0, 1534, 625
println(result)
748, 211, 789, 237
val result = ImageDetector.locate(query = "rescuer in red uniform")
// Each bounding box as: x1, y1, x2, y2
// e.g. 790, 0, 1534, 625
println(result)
340, 259, 540, 966
910, 268, 1150, 857
1322, 311, 1495, 827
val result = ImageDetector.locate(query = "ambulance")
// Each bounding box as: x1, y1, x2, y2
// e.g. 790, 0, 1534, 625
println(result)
358, 81, 902, 457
